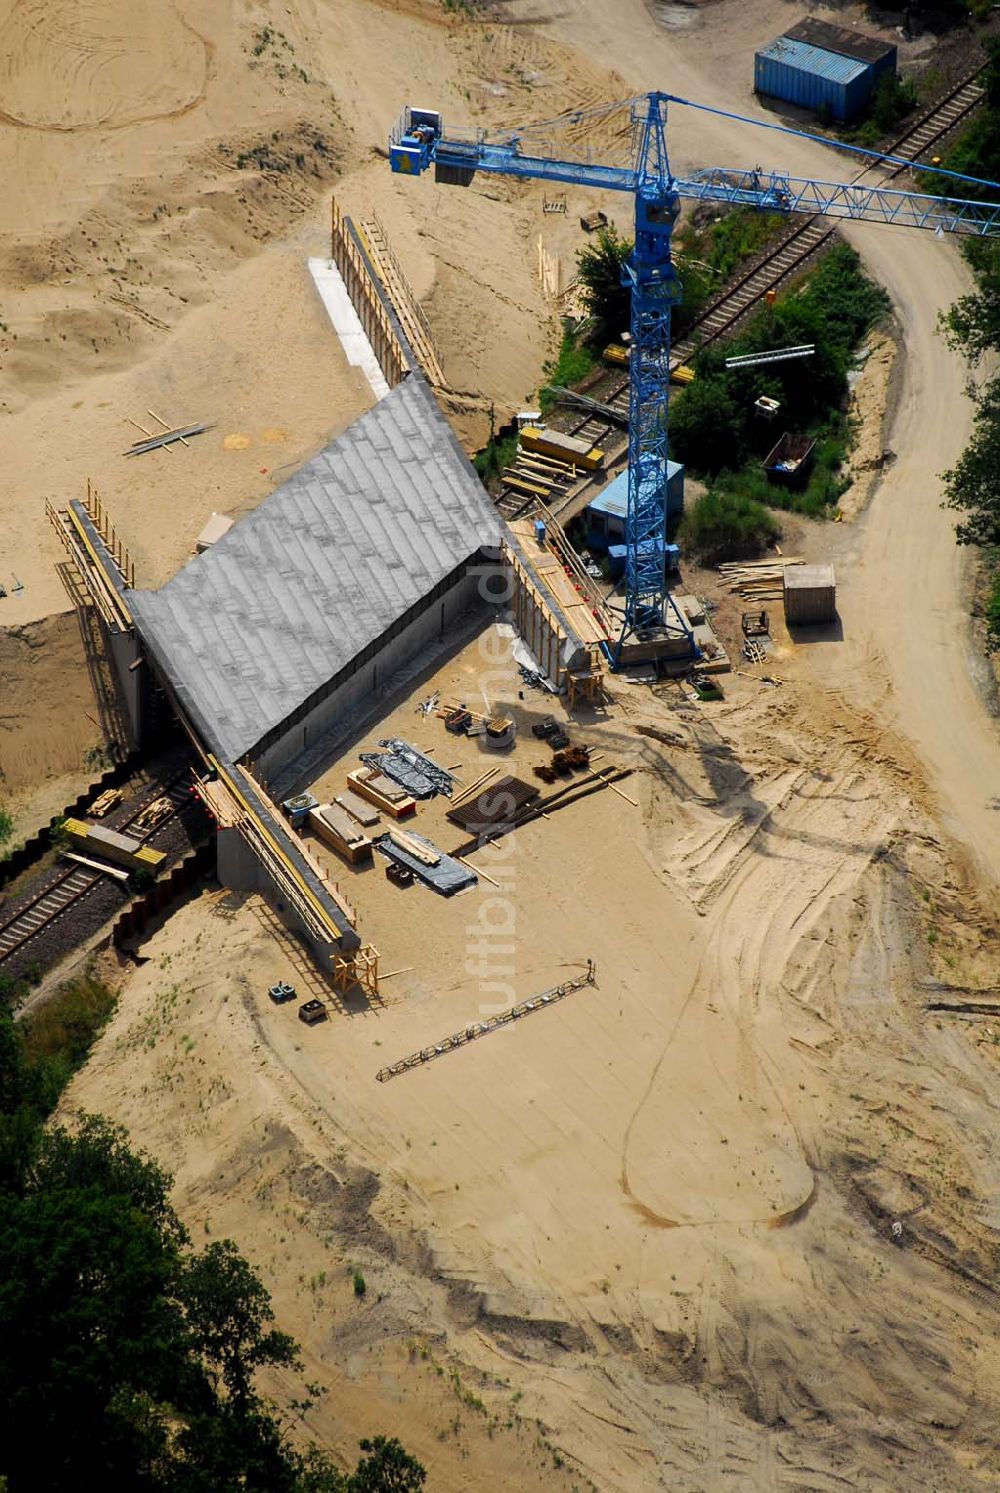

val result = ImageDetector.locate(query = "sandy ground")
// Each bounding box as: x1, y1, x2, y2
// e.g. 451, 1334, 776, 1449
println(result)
10, 0, 1000, 1486
67, 622, 1000, 1489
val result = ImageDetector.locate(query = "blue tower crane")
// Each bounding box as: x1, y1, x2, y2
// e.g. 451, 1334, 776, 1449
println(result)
389, 91, 1000, 665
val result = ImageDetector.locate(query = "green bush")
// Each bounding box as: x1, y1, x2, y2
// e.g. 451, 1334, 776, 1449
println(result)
985, 560, 1000, 651
576, 225, 631, 341
540, 322, 596, 413
670, 247, 885, 520
678, 488, 780, 564
473, 428, 518, 485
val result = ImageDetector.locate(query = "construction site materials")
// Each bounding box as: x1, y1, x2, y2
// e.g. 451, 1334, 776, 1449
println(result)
334, 789, 381, 828
347, 766, 417, 818
718, 557, 804, 601
447, 776, 540, 832
195, 512, 235, 552
763, 431, 816, 488
375, 829, 476, 895
361, 737, 455, 798
308, 803, 374, 864
485, 715, 516, 750
518, 425, 605, 471
90, 788, 124, 818
63, 852, 131, 882
124, 421, 213, 457
62, 818, 166, 874
298, 999, 328, 1025
268, 982, 296, 1004
131, 795, 176, 835
593, 768, 639, 806
580, 209, 608, 232
784, 563, 837, 624
386, 826, 440, 866
281, 791, 318, 828
692, 674, 725, 701
375, 962, 597, 1082
544, 386, 629, 427
386, 862, 414, 888
450, 767, 634, 857
741, 610, 770, 638
726, 343, 814, 369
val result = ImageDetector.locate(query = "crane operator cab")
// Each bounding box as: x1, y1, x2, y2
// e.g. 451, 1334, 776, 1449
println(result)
390, 108, 443, 174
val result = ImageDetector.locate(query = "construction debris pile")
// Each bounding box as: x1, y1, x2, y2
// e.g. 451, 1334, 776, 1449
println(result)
374, 825, 476, 895
360, 737, 455, 798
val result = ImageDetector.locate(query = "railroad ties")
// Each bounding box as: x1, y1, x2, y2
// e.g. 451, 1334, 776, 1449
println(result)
375, 961, 597, 1082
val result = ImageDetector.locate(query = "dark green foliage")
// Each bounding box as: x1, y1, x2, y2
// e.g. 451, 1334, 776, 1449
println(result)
985, 559, 1000, 651
848, 73, 918, 147
540, 322, 596, 414
670, 247, 885, 523
576, 224, 632, 340
0, 808, 12, 850
0, 1022, 421, 1493
668, 377, 743, 473
672, 209, 784, 335
347, 1437, 426, 1493
21, 972, 117, 1098
472, 428, 517, 484
678, 488, 780, 565
181, 1240, 300, 1411
942, 379, 1000, 546
934, 41, 1000, 573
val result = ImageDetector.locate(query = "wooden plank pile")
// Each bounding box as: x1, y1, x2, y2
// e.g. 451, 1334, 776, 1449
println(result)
717, 556, 804, 601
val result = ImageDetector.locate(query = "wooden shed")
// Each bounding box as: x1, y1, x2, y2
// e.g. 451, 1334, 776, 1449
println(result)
783, 563, 836, 624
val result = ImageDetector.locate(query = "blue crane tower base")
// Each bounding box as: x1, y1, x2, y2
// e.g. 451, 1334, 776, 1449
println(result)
389, 91, 1000, 669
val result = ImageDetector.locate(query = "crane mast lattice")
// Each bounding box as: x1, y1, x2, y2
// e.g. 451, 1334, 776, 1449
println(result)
389, 89, 1000, 666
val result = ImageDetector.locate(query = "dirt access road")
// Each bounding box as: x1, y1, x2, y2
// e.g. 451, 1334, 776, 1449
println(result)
532, 0, 1000, 886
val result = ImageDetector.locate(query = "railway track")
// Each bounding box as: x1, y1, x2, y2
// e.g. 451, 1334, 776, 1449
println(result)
495, 63, 987, 521
0, 775, 194, 967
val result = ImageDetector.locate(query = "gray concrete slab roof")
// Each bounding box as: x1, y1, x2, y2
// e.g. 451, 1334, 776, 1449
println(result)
130, 375, 500, 761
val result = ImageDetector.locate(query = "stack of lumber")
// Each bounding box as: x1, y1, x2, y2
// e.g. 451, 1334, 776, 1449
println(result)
717, 556, 804, 601
501, 449, 579, 499
347, 766, 417, 819
308, 803, 373, 865
335, 788, 381, 828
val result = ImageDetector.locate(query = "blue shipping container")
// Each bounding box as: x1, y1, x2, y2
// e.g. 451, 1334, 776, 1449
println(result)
585, 464, 684, 552
754, 36, 874, 123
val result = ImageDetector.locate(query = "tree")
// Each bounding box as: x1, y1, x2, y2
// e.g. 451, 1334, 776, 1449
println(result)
347, 1437, 427, 1493
942, 377, 1000, 549
576, 224, 632, 340
0, 1115, 369, 1493
669, 377, 743, 474
181, 1239, 299, 1413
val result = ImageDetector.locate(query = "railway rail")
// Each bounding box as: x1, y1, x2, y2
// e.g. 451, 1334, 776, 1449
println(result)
0, 774, 195, 967
495, 63, 987, 520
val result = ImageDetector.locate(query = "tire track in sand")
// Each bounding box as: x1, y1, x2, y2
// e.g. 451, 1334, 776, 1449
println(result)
620, 753, 898, 1228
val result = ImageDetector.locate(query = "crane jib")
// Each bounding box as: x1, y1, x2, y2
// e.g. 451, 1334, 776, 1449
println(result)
389, 90, 1000, 665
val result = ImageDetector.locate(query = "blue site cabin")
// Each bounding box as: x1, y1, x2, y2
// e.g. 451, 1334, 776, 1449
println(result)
585, 463, 684, 552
